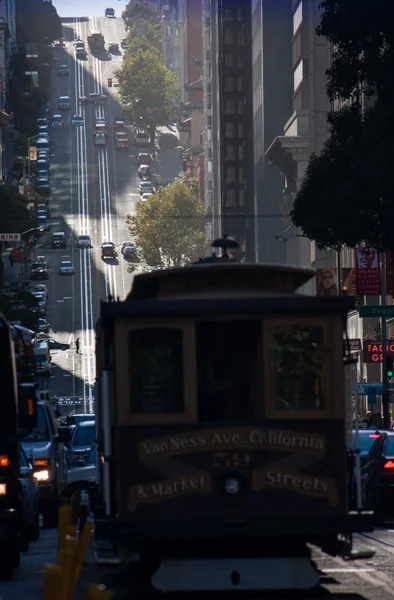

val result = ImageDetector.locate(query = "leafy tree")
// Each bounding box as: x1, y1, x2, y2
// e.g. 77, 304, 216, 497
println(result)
127, 180, 205, 267
116, 48, 178, 137
21, 0, 62, 44
291, 0, 394, 254
0, 187, 38, 234
175, 171, 199, 199
127, 18, 161, 53
127, 34, 160, 56
122, 0, 158, 29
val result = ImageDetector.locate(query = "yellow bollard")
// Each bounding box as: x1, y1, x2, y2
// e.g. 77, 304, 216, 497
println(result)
60, 536, 79, 600
82, 583, 114, 600
71, 490, 81, 525
42, 564, 64, 600
58, 505, 72, 555
74, 523, 94, 583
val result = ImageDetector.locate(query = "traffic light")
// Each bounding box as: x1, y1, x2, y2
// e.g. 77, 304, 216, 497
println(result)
108, 78, 112, 87
387, 355, 394, 379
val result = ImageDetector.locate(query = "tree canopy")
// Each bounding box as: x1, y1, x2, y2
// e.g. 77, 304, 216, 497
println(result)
127, 18, 161, 54
122, 0, 158, 29
127, 181, 205, 267
0, 187, 38, 235
116, 49, 178, 125
291, 0, 394, 253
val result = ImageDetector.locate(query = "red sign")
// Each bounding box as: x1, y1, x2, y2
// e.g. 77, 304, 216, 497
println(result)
185, 160, 193, 178
363, 341, 394, 363
355, 248, 381, 296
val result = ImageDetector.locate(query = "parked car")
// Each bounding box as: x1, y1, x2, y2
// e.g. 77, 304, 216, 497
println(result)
36, 317, 49, 333
137, 152, 152, 165
120, 38, 128, 49
141, 192, 153, 201
139, 181, 155, 195
67, 421, 95, 467
121, 241, 133, 254
21, 402, 70, 527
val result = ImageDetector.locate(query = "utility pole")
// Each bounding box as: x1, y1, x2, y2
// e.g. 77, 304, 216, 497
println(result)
381, 252, 390, 428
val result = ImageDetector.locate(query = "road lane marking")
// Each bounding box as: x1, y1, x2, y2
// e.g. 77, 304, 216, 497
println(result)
56, 300, 65, 303
64, 296, 73, 299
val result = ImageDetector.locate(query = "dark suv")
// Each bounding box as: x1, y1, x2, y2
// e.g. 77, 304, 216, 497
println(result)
51, 232, 66, 249
31, 262, 49, 280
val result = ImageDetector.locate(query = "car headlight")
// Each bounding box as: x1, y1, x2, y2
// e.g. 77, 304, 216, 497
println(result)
0, 484, 7, 495
34, 469, 50, 482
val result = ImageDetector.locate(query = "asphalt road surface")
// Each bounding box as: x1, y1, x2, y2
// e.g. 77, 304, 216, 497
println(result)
35, 15, 181, 414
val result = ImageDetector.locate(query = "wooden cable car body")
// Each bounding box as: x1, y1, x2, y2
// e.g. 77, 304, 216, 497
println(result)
94, 243, 372, 593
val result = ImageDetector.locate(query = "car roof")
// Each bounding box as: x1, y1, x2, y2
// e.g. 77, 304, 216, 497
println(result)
61, 260, 72, 263
76, 420, 95, 427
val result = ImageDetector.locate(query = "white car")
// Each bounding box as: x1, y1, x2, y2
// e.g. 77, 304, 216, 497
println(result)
139, 181, 154, 195
79, 93, 106, 104
59, 260, 75, 275
77, 235, 92, 248
94, 132, 106, 146
141, 193, 153, 201
72, 114, 84, 126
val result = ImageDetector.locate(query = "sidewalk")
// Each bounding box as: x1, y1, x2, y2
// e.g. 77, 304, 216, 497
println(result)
0, 248, 33, 289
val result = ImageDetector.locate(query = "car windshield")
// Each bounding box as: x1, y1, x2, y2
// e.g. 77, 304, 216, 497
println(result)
61, 262, 72, 267
352, 431, 381, 453
79, 236, 90, 241
23, 404, 50, 442
73, 424, 95, 447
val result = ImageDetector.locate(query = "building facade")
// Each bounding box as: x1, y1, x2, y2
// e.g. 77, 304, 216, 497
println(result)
203, 0, 255, 259
161, 2, 184, 104
251, 0, 293, 263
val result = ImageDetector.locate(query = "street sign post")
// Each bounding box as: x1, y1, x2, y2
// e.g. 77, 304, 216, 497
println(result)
356, 383, 383, 395
359, 305, 394, 318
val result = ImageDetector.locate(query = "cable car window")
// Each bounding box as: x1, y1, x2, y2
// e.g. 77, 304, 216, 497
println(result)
129, 328, 184, 414
269, 324, 325, 411
197, 320, 261, 422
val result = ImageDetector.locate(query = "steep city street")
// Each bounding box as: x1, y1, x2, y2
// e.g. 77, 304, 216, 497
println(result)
36, 15, 181, 408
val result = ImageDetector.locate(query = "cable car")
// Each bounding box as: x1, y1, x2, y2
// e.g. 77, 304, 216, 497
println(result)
94, 237, 372, 594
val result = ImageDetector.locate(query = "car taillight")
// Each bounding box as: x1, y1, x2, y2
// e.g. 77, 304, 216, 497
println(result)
384, 460, 394, 469
369, 434, 380, 438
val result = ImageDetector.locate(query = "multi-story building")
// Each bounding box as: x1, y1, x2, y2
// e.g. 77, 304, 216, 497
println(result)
180, 0, 204, 179
265, 0, 364, 381
203, 0, 255, 260
161, 2, 184, 105
251, 0, 293, 263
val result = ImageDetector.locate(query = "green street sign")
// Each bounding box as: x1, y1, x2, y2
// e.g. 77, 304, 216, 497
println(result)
359, 305, 394, 318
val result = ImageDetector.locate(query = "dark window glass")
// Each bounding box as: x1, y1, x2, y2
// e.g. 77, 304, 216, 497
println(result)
383, 437, 394, 456
353, 432, 380, 454
73, 424, 95, 446
22, 404, 50, 442
129, 328, 184, 414
197, 321, 261, 422
269, 325, 325, 411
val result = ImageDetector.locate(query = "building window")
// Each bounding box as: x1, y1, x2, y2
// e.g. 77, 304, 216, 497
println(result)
238, 144, 245, 160
208, 180, 213, 191
237, 55, 243, 68
236, 8, 244, 21
225, 77, 235, 91
225, 189, 237, 207
200, 134, 203, 145
206, 49, 211, 61
293, 1, 303, 35
237, 30, 244, 45
239, 167, 245, 183
225, 99, 235, 114
238, 122, 244, 137
238, 100, 244, 114
237, 77, 243, 91
225, 53, 234, 68
224, 27, 234, 44
225, 145, 236, 160
294, 60, 303, 90
224, 8, 232, 21
225, 167, 236, 183
239, 189, 245, 206
225, 122, 235, 138
206, 82, 211, 94
207, 115, 212, 127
